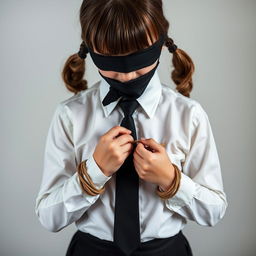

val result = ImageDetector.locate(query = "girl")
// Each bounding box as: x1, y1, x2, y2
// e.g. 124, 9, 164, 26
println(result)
35, 1, 228, 255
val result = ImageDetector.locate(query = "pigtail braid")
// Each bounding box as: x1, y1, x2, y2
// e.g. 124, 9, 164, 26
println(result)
61, 41, 89, 95
165, 37, 195, 98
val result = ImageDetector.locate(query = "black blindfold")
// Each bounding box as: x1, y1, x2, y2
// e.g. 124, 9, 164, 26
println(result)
87, 34, 166, 73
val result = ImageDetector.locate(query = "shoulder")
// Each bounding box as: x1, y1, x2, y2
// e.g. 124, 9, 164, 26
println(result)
161, 82, 199, 108
60, 80, 100, 107
55, 80, 101, 121
161, 82, 209, 126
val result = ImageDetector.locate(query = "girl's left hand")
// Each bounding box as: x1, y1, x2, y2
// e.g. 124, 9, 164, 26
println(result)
133, 138, 175, 191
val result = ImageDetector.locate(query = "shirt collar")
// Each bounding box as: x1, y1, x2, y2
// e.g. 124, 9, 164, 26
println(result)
99, 70, 162, 119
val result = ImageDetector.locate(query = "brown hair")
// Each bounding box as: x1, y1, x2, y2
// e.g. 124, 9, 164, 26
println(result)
62, 0, 195, 98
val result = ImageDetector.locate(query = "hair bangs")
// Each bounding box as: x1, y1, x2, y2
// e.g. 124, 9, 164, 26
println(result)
83, 2, 160, 56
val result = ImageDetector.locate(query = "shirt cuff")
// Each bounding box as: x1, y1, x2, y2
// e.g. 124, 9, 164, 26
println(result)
85, 154, 112, 189
165, 172, 196, 211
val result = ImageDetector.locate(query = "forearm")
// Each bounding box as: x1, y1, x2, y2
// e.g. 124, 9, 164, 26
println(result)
35, 154, 112, 232
164, 172, 228, 226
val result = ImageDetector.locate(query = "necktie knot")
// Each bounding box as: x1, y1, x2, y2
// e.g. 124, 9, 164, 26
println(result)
118, 98, 140, 117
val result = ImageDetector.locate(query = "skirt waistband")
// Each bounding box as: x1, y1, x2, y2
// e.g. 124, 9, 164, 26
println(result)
76, 230, 184, 255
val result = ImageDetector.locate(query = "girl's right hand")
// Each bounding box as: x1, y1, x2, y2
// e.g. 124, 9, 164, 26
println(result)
93, 126, 134, 177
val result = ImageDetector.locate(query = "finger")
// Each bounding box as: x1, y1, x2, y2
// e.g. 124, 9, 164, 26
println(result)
133, 148, 144, 161
133, 156, 143, 171
115, 134, 134, 146
134, 143, 148, 159
136, 142, 153, 159
139, 138, 163, 153
106, 125, 132, 139
120, 142, 133, 154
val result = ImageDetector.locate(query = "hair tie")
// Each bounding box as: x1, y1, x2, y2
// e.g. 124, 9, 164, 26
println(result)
165, 37, 178, 53
78, 41, 89, 59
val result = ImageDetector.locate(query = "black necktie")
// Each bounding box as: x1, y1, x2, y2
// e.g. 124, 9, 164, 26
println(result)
113, 97, 141, 255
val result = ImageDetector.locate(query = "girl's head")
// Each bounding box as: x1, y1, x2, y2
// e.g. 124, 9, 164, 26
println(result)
62, 0, 195, 97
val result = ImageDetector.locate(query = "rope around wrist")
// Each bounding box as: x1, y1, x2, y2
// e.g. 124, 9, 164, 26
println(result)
77, 159, 106, 196
156, 163, 181, 199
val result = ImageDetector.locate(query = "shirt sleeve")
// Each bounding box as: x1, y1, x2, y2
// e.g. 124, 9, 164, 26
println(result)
34, 103, 112, 232
164, 103, 228, 227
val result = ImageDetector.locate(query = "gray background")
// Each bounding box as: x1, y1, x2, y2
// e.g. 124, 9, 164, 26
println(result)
1, 0, 255, 255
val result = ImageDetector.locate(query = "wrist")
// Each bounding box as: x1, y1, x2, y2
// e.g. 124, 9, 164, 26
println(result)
93, 153, 110, 177
159, 164, 175, 191
156, 164, 181, 199
77, 160, 106, 196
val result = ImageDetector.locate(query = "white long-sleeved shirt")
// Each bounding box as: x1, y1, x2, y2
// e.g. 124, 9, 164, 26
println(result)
35, 69, 228, 242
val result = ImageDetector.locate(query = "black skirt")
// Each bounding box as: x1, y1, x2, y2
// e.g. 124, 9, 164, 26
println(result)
66, 229, 193, 256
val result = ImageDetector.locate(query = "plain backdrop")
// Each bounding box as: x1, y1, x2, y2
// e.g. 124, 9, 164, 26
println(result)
0, 0, 255, 255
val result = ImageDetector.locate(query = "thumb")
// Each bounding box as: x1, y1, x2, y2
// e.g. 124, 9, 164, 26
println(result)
140, 138, 163, 152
